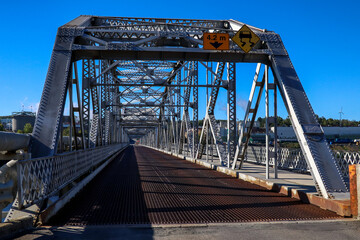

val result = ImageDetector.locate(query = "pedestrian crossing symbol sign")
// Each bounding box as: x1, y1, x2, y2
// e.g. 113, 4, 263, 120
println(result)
232, 25, 260, 53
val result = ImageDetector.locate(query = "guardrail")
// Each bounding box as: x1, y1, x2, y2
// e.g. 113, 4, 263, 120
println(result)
245, 146, 308, 172
333, 151, 360, 178
159, 144, 360, 178
17, 143, 128, 209
245, 146, 360, 178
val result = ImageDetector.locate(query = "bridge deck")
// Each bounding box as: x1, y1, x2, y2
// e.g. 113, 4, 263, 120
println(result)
48, 146, 340, 225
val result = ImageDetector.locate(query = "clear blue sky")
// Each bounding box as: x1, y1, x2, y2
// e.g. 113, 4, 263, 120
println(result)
0, 0, 359, 121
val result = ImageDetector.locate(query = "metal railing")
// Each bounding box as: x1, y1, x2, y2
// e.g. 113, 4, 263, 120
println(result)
245, 146, 308, 172
158, 143, 360, 179
333, 151, 360, 178
17, 143, 128, 208
244, 146, 360, 178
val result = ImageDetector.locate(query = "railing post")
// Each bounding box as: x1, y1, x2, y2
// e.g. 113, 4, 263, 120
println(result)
349, 164, 360, 219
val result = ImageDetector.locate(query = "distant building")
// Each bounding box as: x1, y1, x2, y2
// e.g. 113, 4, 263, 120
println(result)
11, 111, 36, 132
0, 117, 12, 130
1, 112, 36, 132
218, 120, 261, 139
271, 126, 360, 141
220, 127, 227, 138
238, 120, 260, 129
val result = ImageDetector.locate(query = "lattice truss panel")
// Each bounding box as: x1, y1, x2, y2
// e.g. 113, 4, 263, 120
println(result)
17, 144, 126, 208
26, 15, 348, 206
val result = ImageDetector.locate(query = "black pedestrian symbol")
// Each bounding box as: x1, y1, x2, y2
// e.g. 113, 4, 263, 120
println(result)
239, 31, 255, 47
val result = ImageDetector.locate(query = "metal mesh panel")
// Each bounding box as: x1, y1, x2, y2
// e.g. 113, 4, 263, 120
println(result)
17, 144, 127, 208
333, 151, 360, 178
245, 146, 360, 178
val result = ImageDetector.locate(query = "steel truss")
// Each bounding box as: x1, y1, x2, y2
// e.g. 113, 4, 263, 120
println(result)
25, 15, 347, 206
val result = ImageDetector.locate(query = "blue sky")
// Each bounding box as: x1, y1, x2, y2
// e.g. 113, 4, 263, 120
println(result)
0, 0, 359, 121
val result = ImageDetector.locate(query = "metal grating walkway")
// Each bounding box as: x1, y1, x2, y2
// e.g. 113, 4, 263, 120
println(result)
48, 146, 340, 225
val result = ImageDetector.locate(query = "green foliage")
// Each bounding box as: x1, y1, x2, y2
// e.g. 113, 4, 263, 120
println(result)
257, 116, 360, 127
23, 123, 33, 133
17, 129, 24, 134
0, 123, 4, 131
280, 142, 300, 149
257, 117, 266, 127
61, 127, 82, 137
317, 115, 359, 127
277, 116, 291, 127
257, 116, 292, 127
63, 127, 70, 136
330, 144, 360, 152
198, 119, 204, 126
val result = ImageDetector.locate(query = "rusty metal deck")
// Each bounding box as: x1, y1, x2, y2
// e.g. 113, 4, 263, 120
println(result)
48, 146, 340, 225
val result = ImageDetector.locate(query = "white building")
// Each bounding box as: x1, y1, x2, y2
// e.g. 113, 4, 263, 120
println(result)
271, 126, 360, 141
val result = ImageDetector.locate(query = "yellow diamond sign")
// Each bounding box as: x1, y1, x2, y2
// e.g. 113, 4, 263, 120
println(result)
232, 25, 260, 53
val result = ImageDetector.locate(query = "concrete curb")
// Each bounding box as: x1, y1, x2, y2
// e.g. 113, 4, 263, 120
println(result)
145, 146, 351, 217
0, 216, 33, 239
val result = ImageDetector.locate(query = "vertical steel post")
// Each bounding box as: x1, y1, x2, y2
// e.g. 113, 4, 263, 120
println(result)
232, 63, 263, 169
265, 65, 270, 179
100, 60, 110, 145
59, 122, 63, 153
274, 81, 278, 178
73, 62, 86, 149
227, 62, 236, 168
68, 77, 73, 152
206, 62, 209, 161
69, 69, 78, 150
82, 60, 91, 148
176, 68, 182, 153
192, 61, 199, 159
156, 126, 160, 148
88, 59, 100, 147
211, 132, 213, 162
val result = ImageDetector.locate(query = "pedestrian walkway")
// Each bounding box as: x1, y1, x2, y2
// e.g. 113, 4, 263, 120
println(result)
148, 146, 351, 217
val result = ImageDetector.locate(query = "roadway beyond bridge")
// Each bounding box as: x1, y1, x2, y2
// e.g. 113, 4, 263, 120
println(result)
48, 146, 339, 225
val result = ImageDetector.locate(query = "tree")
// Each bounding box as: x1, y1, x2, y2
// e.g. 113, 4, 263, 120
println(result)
23, 123, 33, 133
0, 123, 4, 131
198, 119, 204, 126
318, 116, 327, 126
63, 127, 70, 136
283, 117, 291, 126
17, 129, 24, 134
257, 117, 266, 127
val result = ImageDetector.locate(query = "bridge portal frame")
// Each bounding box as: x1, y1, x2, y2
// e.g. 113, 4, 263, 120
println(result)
27, 15, 348, 206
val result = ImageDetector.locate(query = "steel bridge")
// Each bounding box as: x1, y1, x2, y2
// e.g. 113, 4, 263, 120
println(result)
1, 15, 350, 226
